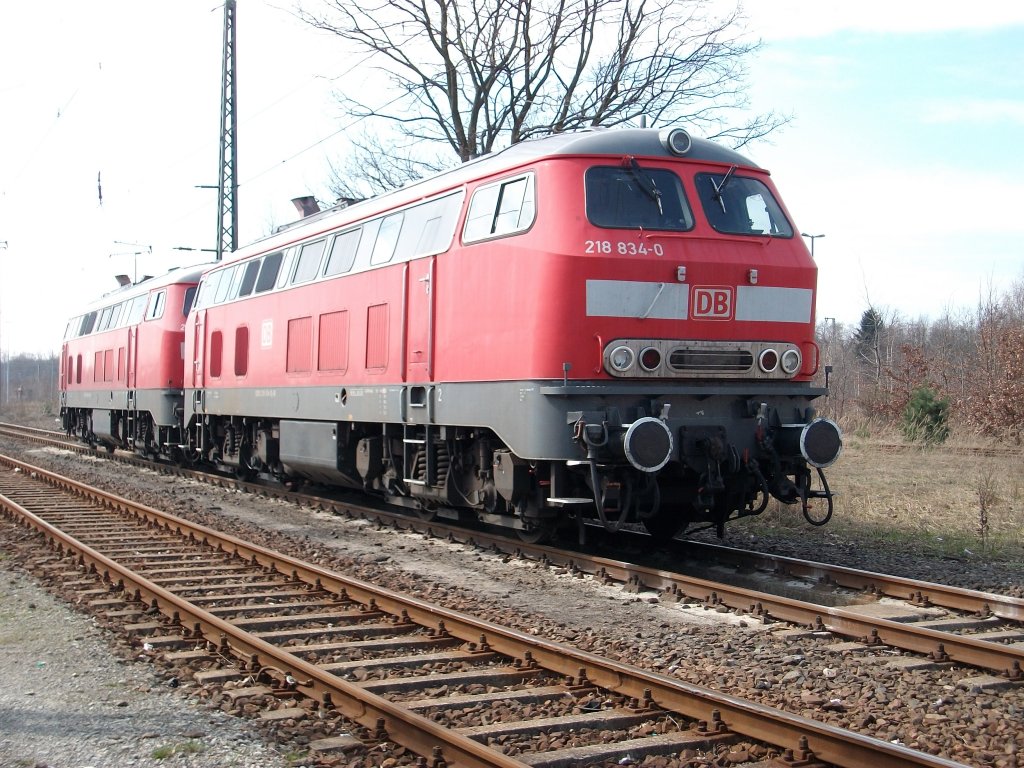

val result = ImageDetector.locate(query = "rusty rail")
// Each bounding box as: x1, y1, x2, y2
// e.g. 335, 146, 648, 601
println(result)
0, 452, 975, 768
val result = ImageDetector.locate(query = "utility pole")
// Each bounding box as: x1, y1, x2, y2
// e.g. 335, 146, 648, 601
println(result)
216, 0, 238, 262
801, 232, 825, 258
111, 241, 152, 284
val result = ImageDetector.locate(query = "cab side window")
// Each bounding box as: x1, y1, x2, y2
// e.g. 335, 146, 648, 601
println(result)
146, 290, 166, 321
464, 173, 536, 243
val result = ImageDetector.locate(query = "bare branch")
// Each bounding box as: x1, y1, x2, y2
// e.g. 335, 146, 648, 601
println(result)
296, 0, 781, 172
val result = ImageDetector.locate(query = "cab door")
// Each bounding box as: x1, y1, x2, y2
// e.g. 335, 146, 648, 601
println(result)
191, 309, 206, 389
405, 257, 435, 382
127, 326, 137, 389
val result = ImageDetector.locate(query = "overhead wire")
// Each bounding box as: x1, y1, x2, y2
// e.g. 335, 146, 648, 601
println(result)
7, 82, 85, 190
239, 90, 406, 187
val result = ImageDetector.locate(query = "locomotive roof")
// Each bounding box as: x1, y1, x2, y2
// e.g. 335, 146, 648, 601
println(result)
261, 127, 760, 247
76, 263, 213, 312
482, 127, 760, 169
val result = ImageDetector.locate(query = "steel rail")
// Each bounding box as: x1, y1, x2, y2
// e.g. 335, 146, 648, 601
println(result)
674, 540, 1024, 622
519, 547, 1024, 679
2, 425, 1022, 677
2, 422, 1022, 678
0, 472, 526, 768
0, 453, 972, 768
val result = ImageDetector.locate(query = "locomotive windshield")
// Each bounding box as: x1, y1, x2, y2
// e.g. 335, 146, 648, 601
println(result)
695, 172, 793, 237
585, 166, 693, 231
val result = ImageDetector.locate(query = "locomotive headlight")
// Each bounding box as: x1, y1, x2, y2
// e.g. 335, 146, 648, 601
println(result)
780, 348, 802, 375
609, 345, 635, 372
659, 127, 692, 156
758, 348, 779, 373
639, 346, 662, 372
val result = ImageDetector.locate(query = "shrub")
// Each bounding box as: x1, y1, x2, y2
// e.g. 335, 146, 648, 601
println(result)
901, 386, 950, 445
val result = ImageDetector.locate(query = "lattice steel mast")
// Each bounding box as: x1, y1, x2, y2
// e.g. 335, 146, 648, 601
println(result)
216, 0, 238, 261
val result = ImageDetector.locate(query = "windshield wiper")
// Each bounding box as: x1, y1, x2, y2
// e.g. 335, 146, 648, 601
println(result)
711, 165, 738, 213
626, 156, 663, 216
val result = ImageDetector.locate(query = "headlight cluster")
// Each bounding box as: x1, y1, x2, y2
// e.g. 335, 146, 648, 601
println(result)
609, 345, 635, 372
610, 345, 665, 373
758, 347, 802, 374
605, 340, 804, 379
781, 348, 802, 374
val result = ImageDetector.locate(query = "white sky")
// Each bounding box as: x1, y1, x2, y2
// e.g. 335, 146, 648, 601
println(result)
1, 1, 1022, 355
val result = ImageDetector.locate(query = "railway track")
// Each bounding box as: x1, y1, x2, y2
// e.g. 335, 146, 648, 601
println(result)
0, 452, 976, 768
4, 421, 1023, 683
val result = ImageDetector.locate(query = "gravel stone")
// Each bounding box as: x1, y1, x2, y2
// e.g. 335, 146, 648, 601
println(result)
0, 567, 293, 768
2, 428, 1023, 767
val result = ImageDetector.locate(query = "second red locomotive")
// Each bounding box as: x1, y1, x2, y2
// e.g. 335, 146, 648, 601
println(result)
62, 126, 842, 542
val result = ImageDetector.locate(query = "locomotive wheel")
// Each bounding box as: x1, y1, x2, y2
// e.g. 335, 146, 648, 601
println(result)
516, 521, 556, 544
234, 464, 257, 481
414, 501, 438, 522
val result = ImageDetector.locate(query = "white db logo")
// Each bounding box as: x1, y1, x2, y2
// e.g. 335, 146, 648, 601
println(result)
692, 287, 733, 319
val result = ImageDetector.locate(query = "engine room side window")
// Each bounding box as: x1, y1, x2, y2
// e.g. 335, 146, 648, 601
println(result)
400, 190, 465, 258
96, 306, 114, 333
126, 295, 148, 325
276, 248, 295, 289
192, 277, 212, 310
214, 267, 235, 304
237, 260, 261, 297
226, 263, 246, 300
463, 173, 536, 243
324, 228, 362, 277
585, 166, 693, 231
370, 212, 404, 265
255, 251, 284, 293
108, 302, 125, 330
695, 172, 793, 237
292, 239, 327, 284
199, 272, 222, 308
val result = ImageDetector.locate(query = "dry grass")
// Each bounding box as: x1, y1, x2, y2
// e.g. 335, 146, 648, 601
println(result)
747, 432, 1024, 562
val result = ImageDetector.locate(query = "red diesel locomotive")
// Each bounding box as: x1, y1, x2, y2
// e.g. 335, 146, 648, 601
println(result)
61, 265, 209, 456
61, 127, 842, 541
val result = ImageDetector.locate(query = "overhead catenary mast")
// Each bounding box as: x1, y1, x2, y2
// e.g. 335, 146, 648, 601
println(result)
216, 0, 238, 261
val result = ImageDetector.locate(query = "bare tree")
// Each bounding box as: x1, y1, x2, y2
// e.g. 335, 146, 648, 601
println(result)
325, 130, 453, 200
297, 0, 784, 192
